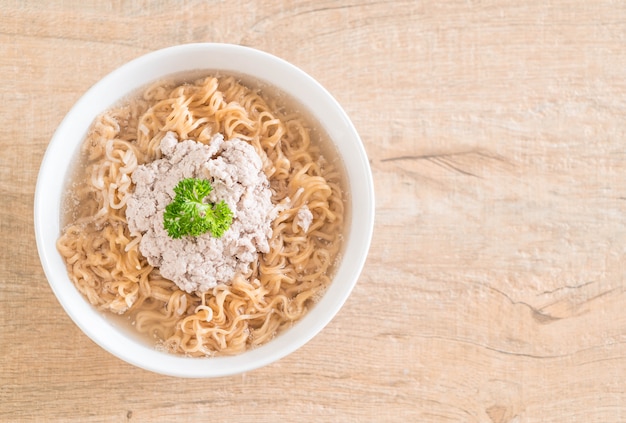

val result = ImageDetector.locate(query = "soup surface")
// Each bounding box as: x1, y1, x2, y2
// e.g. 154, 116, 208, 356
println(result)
57, 73, 346, 356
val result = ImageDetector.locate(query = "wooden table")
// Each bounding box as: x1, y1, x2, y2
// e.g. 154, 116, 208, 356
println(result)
4, 1, 626, 421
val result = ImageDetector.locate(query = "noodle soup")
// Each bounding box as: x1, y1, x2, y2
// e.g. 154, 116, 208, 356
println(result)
57, 73, 347, 356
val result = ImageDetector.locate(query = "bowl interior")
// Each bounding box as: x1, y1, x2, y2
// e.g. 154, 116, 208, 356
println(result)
34, 43, 374, 378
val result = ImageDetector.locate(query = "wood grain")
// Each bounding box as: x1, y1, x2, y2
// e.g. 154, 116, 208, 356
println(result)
3, 1, 626, 421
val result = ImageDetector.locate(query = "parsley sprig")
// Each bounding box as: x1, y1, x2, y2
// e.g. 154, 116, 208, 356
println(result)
163, 178, 233, 239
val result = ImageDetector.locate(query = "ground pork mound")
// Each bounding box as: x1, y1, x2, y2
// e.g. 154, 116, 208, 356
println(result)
125, 131, 273, 293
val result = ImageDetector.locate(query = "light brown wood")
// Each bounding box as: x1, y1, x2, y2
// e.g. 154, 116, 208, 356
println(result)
4, 1, 626, 421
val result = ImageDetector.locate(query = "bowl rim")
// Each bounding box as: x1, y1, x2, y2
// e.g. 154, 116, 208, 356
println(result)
34, 42, 375, 378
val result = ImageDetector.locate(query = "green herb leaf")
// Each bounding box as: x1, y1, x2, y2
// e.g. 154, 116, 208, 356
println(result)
163, 178, 233, 239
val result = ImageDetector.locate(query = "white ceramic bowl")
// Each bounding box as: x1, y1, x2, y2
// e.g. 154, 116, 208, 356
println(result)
34, 43, 374, 378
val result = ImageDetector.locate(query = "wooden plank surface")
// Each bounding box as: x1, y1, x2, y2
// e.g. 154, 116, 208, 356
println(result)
3, 1, 626, 421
